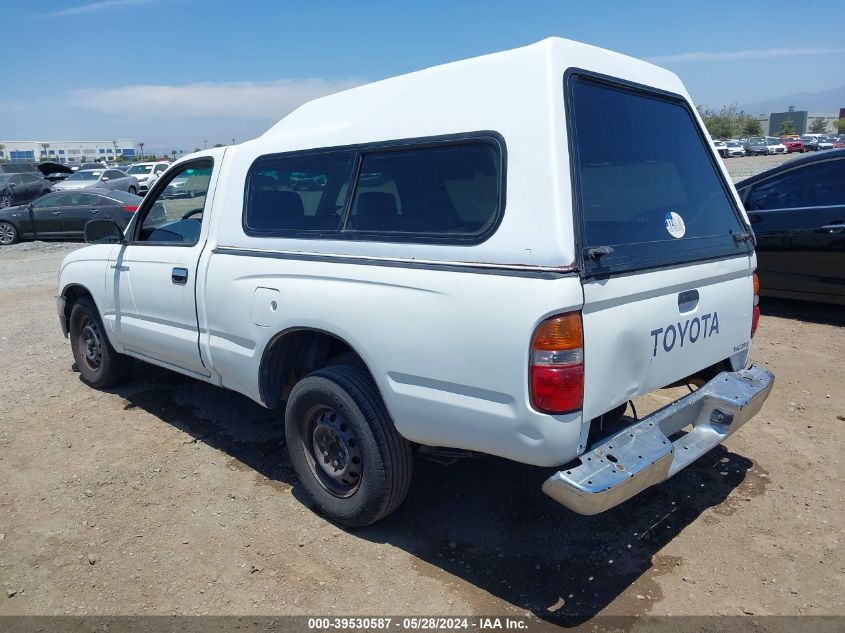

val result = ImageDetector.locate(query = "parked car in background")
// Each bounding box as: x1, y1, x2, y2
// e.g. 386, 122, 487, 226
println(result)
736, 148, 845, 305
725, 140, 746, 157
0, 173, 52, 208
766, 138, 787, 155
123, 161, 170, 193
71, 161, 112, 172
0, 188, 142, 246
780, 137, 805, 153
712, 139, 728, 157
52, 169, 139, 194
816, 137, 835, 150
744, 137, 769, 156
799, 136, 820, 151
37, 161, 74, 183
0, 162, 41, 174
832, 137, 845, 149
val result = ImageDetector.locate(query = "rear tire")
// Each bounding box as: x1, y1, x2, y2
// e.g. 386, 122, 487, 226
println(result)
69, 297, 133, 389
128, 186, 137, 194
0, 221, 18, 245
285, 364, 413, 527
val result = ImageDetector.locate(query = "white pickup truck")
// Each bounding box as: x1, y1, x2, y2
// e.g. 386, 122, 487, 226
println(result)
57, 38, 774, 527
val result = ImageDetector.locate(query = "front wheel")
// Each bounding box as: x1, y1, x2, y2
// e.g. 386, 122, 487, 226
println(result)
0, 195, 11, 209
128, 186, 137, 195
285, 364, 413, 527
0, 221, 18, 245
69, 297, 133, 388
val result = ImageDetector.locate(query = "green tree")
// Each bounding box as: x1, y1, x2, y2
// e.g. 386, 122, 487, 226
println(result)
740, 116, 763, 137
193, 147, 201, 153
213, 143, 224, 148
836, 117, 845, 133
696, 103, 758, 139
778, 118, 797, 136
809, 117, 829, 133
171, 150, 177, 159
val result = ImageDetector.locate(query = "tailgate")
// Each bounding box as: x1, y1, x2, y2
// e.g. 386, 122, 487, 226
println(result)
581, 256, 753, 420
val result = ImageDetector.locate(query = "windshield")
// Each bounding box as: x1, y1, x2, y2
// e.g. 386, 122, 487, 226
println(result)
126, 165, 153, 175
67, 171, 102, 181
569, 75, 751, 273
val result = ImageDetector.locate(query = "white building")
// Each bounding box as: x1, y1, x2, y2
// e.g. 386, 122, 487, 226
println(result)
0, 139, 136, 164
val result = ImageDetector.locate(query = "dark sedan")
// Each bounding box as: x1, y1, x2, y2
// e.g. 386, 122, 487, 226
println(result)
744, 137, 769, 156
0, 173, 51, 209
0, 188, 141, 246
736, 149, 845, 305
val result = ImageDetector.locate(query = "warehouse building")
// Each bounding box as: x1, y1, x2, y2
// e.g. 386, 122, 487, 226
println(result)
0, 139, 135, 164
755, 108, 839, 136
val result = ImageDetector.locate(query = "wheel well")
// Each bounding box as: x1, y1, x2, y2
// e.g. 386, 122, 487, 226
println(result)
259, 329, 372, 408
60, 284, 94, 331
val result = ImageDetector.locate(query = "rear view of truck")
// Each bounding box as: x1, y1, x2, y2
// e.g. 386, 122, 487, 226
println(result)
540, 69, 774, 513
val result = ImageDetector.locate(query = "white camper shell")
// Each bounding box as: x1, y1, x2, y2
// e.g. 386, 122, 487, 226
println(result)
57, 38, 774, 526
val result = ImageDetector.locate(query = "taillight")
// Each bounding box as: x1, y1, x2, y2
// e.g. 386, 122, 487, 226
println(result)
122, 205, 138, 213
530, 312, 584, 414
751, 272, 760, 337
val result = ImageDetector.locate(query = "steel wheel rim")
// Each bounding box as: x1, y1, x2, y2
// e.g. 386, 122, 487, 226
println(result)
0, 223, 14, 244
77, 316, 103, 372
302, 405, 363, 498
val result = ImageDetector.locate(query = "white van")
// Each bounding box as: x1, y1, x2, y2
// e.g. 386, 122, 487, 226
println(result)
57, 38, 774, 526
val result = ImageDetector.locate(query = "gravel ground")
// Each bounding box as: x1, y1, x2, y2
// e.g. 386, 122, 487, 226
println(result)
0, 153, 842, 625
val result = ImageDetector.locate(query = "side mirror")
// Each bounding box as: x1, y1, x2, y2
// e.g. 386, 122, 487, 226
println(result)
101, 177, 110, 182
8, 183, 15, 188
84, 219, 124, 244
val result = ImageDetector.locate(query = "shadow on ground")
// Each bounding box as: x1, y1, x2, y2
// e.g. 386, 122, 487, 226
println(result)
107, 363, 756, 627
759, 296, 844, 327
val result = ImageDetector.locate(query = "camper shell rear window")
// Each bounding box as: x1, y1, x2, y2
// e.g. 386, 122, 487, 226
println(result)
566, 71, 752, 276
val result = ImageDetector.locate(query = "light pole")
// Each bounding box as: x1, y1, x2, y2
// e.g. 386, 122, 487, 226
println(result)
231, 138, 235, 145
138, 142, 145, 159
203, 140, 208, 149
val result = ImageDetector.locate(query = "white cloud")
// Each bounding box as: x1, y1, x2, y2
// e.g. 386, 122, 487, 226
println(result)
68, 79, 365, 119
648, 47, 845, 64
43, 0, 157, 18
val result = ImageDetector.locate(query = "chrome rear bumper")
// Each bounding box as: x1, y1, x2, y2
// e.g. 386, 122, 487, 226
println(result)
543, 365, 775, 515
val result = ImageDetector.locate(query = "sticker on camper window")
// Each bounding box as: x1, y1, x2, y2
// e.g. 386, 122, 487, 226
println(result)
664, 211, 686, 238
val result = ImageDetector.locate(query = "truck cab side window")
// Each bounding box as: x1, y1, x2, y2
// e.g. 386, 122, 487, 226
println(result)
135, 159, 213, 245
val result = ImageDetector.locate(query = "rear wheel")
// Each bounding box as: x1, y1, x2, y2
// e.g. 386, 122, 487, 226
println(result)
0, 195, 11, 209
69, 297, 133, 388
128, 186, 137, 194
285, 364, 413, 527
0, 221, 18, 245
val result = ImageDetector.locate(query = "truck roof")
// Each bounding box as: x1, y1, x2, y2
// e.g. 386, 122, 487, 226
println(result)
261, 37, 685, 149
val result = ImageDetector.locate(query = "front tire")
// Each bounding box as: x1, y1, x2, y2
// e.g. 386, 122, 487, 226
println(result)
0, 221, 18, 245
285, 364, 413, 527
69, 297, 133, 389
128, 186, 137, 194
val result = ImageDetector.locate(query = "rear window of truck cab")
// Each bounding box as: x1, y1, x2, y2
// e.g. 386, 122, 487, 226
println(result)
567, 73, 752, 275
243, 135, 503, 243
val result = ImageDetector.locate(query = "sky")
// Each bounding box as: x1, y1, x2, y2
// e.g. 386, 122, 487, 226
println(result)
1, 0, 843, 153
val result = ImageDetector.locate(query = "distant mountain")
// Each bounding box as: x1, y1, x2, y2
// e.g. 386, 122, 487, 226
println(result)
740, 85, 845, 114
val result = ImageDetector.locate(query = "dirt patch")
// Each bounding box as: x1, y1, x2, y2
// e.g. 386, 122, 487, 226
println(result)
0, 242, 843, 622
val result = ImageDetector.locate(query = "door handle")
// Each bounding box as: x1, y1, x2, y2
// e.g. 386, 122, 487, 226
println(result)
51, 211, 61, 216
820, 224, 843, 233
171, 267, 188, 285
90, 209, 99, 214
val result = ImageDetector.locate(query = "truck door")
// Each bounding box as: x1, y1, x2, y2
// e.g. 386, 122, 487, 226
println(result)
566, 73, 756, 422
104, 155, 222, 376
